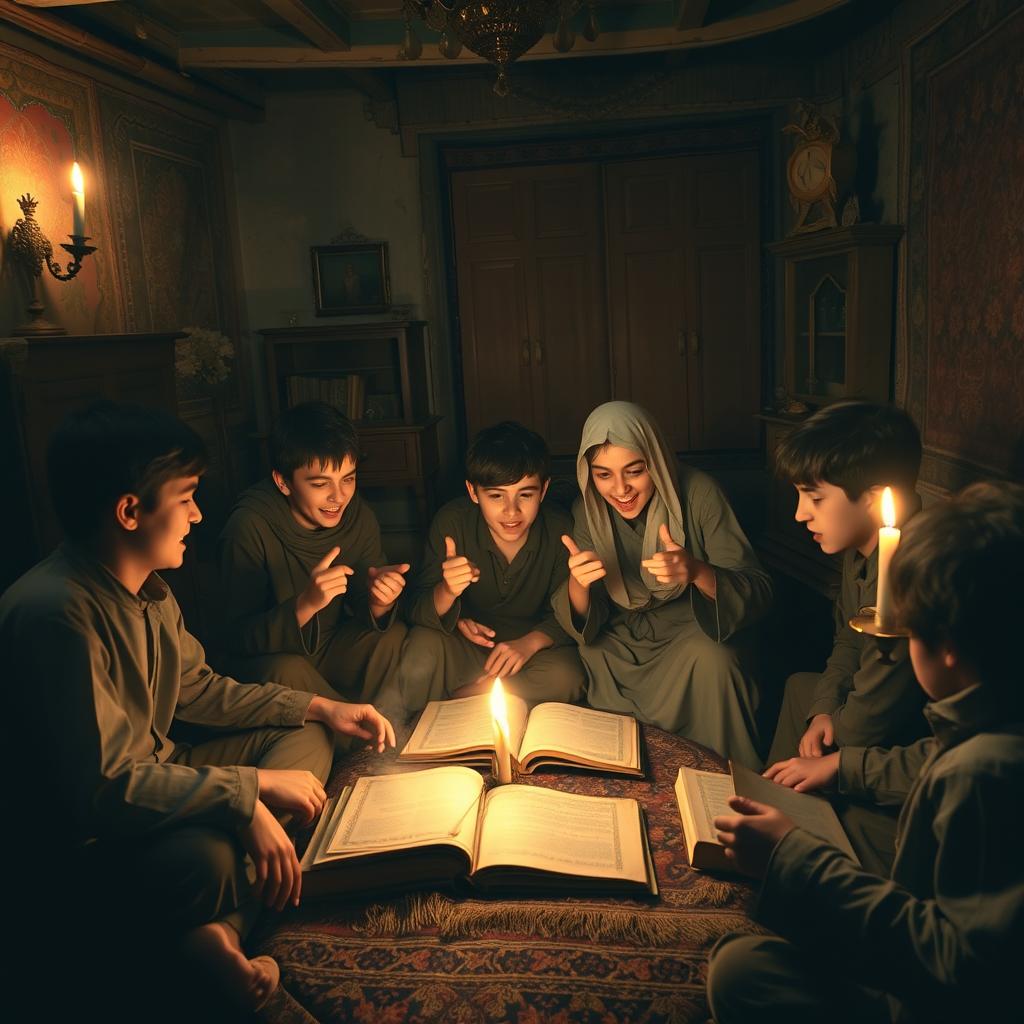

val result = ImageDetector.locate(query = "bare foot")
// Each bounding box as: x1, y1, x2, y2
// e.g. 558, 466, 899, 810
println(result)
182, 921, 280, 1011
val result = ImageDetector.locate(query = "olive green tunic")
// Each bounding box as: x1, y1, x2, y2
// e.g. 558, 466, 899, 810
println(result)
401, 496, 584, 710
218, 478, 405, 706
0, 543, 332, 938
709, 683, 1024, 1024
552, 403, 773, 769
767, 538, 929, 765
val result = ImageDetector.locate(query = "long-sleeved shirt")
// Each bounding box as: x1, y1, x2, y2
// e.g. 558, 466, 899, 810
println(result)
758, 683, 1024, 1022
807, 544, 927, 749
408, 496, 573, 646
0, 544, 313, 845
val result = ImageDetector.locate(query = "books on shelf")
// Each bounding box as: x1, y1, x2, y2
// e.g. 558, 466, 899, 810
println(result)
674, 761, 858, 873
300, 765, 658, 899
285, 373, 365, 420
399, 694, 643, 777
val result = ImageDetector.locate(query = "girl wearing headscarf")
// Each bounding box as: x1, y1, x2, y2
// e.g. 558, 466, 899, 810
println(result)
552, 401, 772, 768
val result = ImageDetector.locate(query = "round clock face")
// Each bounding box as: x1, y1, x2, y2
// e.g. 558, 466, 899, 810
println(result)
787, 143, 831, 202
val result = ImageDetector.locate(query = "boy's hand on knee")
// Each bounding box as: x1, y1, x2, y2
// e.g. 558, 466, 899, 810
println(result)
457, 618, 496, 648
256, 768, 328, 825
307, 696, 396, 753
763, 752, 840, 793
713, 796, 796, 879
442, 536, 481, 598
484, 631, 550, 677
798, 714, 835, 757
562, 535, 606, 589
296, 546, 355, 626
240, 800, 303, 911
368, 563, 410, 614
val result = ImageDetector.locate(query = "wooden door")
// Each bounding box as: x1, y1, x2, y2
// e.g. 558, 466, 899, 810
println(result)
604, 157, 690, 451
451, 163, 609, 455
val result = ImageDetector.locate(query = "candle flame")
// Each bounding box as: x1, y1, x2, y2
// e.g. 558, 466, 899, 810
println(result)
881, 486, 896, 529
490, 677, 509, 736
71, 161, 84, 194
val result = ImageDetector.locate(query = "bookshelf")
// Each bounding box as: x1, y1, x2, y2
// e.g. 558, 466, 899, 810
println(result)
259, 321, 440, 527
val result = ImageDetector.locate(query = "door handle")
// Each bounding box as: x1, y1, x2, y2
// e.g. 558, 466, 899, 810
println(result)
521, 340, 531, 366
533, 340, 543, 365
689, 330, 700, 356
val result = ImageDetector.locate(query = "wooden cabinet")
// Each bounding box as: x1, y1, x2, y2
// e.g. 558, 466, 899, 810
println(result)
605, 150, 761, 452
767, 225, 903, 405
450, 148, 762, 456
451, 162, 610, 455
259, 321, 440, 526
0, 332, 179, 587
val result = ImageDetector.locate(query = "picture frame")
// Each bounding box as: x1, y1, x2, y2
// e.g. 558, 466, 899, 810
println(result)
311, 242, 391, 316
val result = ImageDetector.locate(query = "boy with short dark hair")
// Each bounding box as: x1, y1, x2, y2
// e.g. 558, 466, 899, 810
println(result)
400, 421, 584, 710
766, 402, 927, 768
707, 480, 1024, 1023
0, 401, 394, 1015
218, 401, 408, 706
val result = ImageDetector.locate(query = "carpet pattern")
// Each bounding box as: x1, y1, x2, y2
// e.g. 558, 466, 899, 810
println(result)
253, 725, 763, 1023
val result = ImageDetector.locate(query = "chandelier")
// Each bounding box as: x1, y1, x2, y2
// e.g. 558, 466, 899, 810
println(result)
399, 0, 600, 96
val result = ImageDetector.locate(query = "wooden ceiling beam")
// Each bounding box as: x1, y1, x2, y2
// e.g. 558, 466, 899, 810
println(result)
261, 0, 350, 51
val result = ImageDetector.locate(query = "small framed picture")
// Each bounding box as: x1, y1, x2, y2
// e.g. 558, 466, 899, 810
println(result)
311, 242, 391, 316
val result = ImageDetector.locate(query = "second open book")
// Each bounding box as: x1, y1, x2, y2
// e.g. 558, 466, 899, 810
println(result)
399, 693, 643, 777
301, 765, 658, 898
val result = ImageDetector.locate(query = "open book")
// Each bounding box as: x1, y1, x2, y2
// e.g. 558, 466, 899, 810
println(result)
300, 765, 658, 898
674, 762, 858, 873
399, 694, 643, 777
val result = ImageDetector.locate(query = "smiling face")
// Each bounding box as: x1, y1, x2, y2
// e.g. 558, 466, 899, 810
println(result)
793, 480, 877, 555
589, 444, 655, 521
467, 474, 548, 547
274, 456, 357, 530
130, 474, 202, 571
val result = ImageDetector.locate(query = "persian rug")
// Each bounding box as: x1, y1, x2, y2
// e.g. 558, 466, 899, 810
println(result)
253, 725, 763, 1023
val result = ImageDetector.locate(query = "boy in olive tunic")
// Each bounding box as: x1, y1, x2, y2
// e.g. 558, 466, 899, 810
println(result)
0, 403, 395, 1015
219, 402, 408, 705
707, 480, 1024, 1024
401, 421, 584, 710
764, 403, 928, 871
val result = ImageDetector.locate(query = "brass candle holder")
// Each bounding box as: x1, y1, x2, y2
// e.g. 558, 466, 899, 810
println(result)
849, 606, 909, 639
7, 193, 98, 337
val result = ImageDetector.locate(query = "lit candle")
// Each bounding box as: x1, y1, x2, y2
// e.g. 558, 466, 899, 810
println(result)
490, 678, 513, 785
71, 161, 85, 237
874, 486, 900, 632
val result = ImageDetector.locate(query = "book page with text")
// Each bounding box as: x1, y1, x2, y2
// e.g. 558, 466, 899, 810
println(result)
518, 704, 637, 768
475, 786, 648, 883
680, 768, 736, 842
325, 766, 483, 857
401, 693, 530, 757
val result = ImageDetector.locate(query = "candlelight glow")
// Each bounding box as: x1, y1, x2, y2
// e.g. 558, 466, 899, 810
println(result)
71, 162, 84, 194
490, 677, 509, 735
881, 486, 896, 529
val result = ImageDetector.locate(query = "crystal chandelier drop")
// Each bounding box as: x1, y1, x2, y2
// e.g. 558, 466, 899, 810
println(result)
399, 0, 600, 97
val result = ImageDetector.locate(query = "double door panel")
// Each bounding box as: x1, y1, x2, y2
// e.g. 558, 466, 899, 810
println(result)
452, 163, 609, 455
605, 151, 761, 451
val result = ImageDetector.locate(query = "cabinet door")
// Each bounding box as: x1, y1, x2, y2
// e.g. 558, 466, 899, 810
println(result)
684, 151, 761, 449
452, 170, 535, 438
605, 157, 690, 452
527, 164, 610, 455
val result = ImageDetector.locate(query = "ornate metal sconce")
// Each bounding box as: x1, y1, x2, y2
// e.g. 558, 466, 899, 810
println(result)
7, 193, 97, 336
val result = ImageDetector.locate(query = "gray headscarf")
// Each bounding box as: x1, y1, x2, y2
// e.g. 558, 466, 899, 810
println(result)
576, 401, 686, 610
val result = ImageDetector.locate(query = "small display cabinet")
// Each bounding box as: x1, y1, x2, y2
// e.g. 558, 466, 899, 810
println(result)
767, 225, 903, 405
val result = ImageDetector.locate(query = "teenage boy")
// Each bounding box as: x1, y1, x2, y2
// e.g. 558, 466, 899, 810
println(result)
219, 401, 408, 705
0, 402, 395, 1015
401, 421, 584, 710
706, 480, 1024, 1024
766, 402, 928, 766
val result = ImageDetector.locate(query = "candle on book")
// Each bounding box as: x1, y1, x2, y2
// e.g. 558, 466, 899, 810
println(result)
874, 486, 900, 632
71, 161, 85, 237
490, 678, 513, 785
